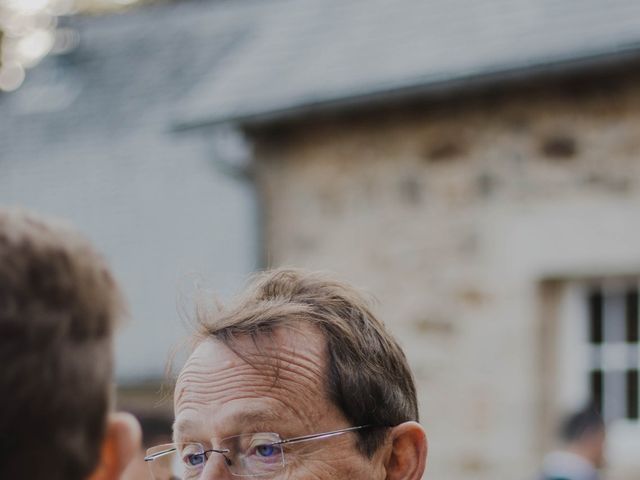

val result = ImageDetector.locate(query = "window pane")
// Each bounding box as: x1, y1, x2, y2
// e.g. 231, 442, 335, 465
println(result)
603, 292, 626, 343
628, 369, 639, 420
627, 289, 639, 343
589, 290, 603, 344
604, 371, 626, 422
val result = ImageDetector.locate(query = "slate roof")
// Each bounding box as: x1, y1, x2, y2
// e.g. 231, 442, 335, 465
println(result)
174, 0, 640, 129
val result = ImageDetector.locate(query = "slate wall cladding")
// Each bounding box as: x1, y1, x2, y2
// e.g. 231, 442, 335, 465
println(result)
0, 0, 258, 382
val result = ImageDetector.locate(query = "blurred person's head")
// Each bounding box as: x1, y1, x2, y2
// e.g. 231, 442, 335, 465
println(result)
146, 268, 427, 480
561, 405, 606, 468
0, 208, 140, 480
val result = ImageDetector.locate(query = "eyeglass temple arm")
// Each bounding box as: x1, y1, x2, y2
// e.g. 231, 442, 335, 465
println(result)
273, 424, 373, 446
144, 425, 382, 461
144, 448, 177, 462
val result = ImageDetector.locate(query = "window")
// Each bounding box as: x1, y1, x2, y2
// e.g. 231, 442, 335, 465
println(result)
556, 279, 640, 465
587, 285, 639, 422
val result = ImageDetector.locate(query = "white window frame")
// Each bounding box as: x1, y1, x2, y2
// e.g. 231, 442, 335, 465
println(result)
557, 279, 640, 464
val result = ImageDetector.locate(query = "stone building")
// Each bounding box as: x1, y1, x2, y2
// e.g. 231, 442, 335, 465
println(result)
175, 1, 640, 479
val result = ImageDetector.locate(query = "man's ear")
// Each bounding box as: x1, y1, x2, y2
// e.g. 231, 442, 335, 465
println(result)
88, 412, 141, 480
384, 421, 427, 480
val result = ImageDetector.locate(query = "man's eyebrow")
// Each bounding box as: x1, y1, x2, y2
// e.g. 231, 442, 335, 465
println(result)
173, 418, 198, 440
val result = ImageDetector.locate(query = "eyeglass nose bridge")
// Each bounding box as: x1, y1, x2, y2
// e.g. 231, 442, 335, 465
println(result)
203, 448, 233, 467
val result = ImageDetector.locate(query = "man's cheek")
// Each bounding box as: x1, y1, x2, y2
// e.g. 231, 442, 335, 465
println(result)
283, 452, 342, 480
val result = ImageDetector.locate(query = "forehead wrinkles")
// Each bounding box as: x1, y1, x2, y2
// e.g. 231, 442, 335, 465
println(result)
175, 337, 328, 418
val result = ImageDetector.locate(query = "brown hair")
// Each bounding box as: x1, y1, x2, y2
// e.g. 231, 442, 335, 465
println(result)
196, 268, 419, 457
0, 208, 126, 480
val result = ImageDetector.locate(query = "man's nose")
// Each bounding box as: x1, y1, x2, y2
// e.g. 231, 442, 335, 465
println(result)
200, 452, 233, 479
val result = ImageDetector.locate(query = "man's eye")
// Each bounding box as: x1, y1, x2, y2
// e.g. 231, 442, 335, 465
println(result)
185, 453, 206, 466
255, 444, 277, 457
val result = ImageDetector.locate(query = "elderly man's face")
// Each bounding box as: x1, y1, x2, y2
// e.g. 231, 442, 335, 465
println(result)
173, 325, 385, 480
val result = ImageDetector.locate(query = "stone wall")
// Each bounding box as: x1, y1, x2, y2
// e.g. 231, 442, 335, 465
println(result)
250, 69, 640, 480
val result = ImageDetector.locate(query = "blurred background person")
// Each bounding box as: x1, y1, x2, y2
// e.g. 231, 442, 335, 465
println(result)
0, 208, 140, 480
539, 406, 606, 480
